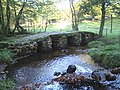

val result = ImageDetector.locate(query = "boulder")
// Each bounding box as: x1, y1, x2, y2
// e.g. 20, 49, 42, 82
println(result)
91, 69, 116, 82
67, 65, 76, 74
54, 72, 61, 76
105, 74, 116, 81
61, 72, 67, 76
52, 73, 85, 84
111, 67, 120, 74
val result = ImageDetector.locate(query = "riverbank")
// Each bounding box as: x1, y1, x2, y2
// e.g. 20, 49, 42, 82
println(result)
88, 36, 120, 68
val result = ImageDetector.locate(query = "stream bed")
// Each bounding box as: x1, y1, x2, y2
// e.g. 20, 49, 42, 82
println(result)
6, 47, 120, 90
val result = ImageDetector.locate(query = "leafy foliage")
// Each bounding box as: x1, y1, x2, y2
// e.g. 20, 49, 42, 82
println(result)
88, 48, 106, 63
0, 49, 14, 64
98, 37, 119, 45
88, 43, 120, 68
87, 41, 105, 48
102, 51, 120, 67
0, 79, 15, 90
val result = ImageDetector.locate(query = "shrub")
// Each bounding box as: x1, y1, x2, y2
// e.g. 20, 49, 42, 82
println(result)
102, 51, 120, 67
98, 37, 119, 45
88, 48, 106, 63
0, 79, 15, 90
88, 44, 120, 68
101, 44, 120, 52
0, 35, 6, 41
87, 41, 105, 48
0, 49, 14, 64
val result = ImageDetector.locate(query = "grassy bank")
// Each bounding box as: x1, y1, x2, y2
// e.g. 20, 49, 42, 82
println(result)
0, 50, 15, 89
0, 79, 15, 90
88, 37, 120, 68
80, 18, 120, 68
0, 49, 14, 64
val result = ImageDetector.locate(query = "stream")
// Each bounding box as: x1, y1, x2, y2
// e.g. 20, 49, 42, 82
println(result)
6, 47, 120, 90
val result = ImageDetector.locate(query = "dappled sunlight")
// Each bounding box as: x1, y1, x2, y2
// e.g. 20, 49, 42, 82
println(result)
57, 20, 70, 30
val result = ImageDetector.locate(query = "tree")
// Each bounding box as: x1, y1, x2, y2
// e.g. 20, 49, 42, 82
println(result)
6, 0, 11, 35
12, 0, 27, 33
0, 0, 6, 35
99, 0, 106, 36
69, 0, 78, 31
37, 0, 56, 32
99, 0, 119, 36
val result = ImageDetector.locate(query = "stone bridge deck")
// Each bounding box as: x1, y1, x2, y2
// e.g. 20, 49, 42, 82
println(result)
0, 31, 98, 60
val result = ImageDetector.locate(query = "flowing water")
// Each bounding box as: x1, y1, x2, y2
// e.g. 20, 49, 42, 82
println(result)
6, 47, 120, 90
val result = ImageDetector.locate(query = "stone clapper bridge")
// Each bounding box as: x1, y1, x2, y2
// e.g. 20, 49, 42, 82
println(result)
0, 31, 98, 60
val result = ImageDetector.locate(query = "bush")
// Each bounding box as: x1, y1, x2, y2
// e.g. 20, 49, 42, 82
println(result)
88, 48, 106, 63
101, 44, 120, 52
102, 51, 120, 67
0, 35, 6, 41
87, 41, 105, 48
0, 79, 15, 90
98, 37, 119, 45
88, 44, 120, 67
0, 49, 14, 64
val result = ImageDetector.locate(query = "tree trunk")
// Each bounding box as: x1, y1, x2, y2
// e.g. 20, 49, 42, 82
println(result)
99, 0, 106, 36
70, 2, 75, 30
45, 20, 48, 32
72, 3, 78, 31
110, 14, 113, 33
69, 1, 78, 31
6, 0, 11, 35
13, 1, 26, 33
0, 0, 6, 35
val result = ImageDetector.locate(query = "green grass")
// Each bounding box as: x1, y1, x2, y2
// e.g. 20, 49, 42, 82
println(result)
0, 18, 119, 42
0, 49, 14, 64
28, 18, 120, 39
78, 18, 120, 38
88, 43, 120, 68
0, 79, 15, 90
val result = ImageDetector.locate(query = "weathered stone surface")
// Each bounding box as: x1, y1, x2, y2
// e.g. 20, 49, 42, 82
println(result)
91, 69, 116, 82
0, 31, 99, 61
67, 65, 76, 74
111, 67, 120, 74
37, 36, 52, 53
80, 32, 98, 45
54, 72, 61, 76
105, 74, 116, 81
8, 42, 38, 59
0, 63, 7, 80
50, 34, 67, 49
67, 33, 81, 46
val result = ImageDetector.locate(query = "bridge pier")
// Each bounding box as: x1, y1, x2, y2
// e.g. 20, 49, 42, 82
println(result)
80, 32, 98, 45
37, 36, 52, 53
50, 34, 67, 50
67, 33, 81, 46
